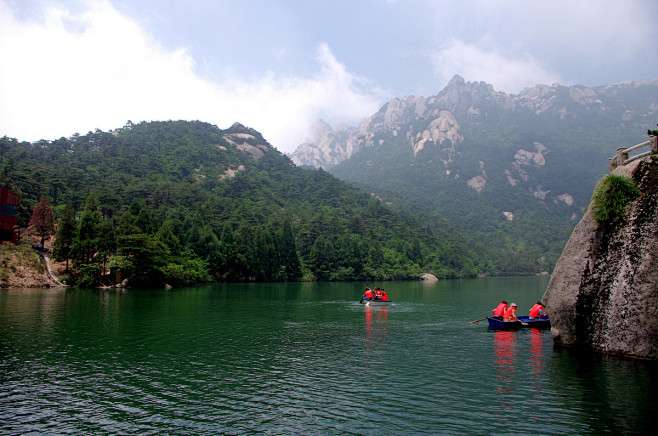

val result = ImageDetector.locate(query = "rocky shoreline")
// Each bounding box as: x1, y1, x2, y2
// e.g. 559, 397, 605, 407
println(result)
543, 156, 658, 359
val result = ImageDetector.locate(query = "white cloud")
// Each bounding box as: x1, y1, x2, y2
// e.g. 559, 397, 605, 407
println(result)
212, 43, 384, 151
429, 39, 563, 94
0, 1, 211, 140
0, 1, 383, 153
491, 0, 654, 60
424, 0, 657, 87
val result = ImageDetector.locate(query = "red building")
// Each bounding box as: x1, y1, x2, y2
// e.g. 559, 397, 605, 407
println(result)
0, 186, 19, 243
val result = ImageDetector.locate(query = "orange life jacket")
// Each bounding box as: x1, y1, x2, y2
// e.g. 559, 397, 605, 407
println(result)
381, 291, 388, 300
365, 289, 373, 299
529, 304, 543, 318
493, 303, 507, 317
503, 306, 516, 319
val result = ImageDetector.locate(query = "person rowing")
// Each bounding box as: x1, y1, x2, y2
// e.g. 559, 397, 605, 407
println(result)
529, 302, 547, 319
492, 300, 508, 319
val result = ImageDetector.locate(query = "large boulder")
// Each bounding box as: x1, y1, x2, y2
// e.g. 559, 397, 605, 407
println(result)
543, 157, 658, 359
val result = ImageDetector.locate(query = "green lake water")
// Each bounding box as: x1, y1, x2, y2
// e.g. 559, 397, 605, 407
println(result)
1, 277, 656, 434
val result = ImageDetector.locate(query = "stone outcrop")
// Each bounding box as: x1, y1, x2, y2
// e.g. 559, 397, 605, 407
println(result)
420, 273, 438, 281
542, 156, 658, 359
290, 120, 359, 168
224, 132, 269, 159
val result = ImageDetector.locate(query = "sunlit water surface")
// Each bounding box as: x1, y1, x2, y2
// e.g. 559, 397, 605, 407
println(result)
1, 278, 656, 434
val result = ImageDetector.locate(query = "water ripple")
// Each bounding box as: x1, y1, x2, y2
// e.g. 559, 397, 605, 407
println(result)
2, 283, 657, 434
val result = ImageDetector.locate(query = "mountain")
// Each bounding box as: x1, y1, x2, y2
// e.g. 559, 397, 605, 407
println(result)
291, 76, 658, 274
1, 120, 482, 287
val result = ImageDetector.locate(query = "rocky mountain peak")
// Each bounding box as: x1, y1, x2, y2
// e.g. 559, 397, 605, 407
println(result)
290, 76, 657, 171
446, 74, 465, 88
308, 119, 334, 144
223, 122, 271, 159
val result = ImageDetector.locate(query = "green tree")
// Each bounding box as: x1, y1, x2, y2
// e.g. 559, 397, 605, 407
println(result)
254, 225, 279, 281
53, 204, 76, 271
97, 218, 117, 282
156, 220, 182, 255
73, 209, 99, 264
219, 223, 238, 280
197, 224, 222, 275
135, 206, 157, 234
309, 235, 335, 281
117, 234, 167, 288
335, 233, 363, 278
281, 220, 301, 280
406, 238, 423, 264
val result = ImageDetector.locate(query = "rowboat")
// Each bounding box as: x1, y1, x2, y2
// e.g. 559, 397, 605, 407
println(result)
486, 315, 550, 330
360, 298, 392, 305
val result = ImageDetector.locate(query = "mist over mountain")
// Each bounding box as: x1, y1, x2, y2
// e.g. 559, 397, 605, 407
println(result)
291, 76, 658, 273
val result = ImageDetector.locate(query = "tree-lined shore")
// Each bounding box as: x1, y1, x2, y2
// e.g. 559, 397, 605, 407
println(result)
2, 121, 482, 288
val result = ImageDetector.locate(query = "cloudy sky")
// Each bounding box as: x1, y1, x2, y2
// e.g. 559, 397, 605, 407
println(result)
1, 0, 657, 153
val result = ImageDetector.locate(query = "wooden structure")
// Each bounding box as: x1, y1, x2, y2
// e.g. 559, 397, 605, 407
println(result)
0, 186, 19, 243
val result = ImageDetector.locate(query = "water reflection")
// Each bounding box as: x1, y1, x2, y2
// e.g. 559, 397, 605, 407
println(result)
2, 279, 656, 435
492, 330, 516, 424
363, 305, 388, 365
529, 329, 544, 385
364, 305, 388, 340
0, 289, 66, 349
549, 347, 658, 433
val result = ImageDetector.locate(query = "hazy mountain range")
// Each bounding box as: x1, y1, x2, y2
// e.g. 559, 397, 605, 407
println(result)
291, 76, 658, 273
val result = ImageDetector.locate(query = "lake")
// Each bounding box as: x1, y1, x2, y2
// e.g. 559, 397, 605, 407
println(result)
1, 277, 656, 434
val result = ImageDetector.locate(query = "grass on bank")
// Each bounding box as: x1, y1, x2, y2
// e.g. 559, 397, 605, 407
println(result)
591, 174, 641, 225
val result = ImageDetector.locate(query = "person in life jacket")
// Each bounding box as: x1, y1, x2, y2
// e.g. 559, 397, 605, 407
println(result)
503, 303, 518, 321
529, 302, 545, 319
380, 289, 388, 301
492, 301, 508, 318
363, 288, 374, 300
374, 288, 382, 300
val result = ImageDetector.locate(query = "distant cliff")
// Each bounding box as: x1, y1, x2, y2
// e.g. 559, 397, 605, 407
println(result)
292, 75, 658, 225
291, 75, 658, 170
290, 76, 658, 275
543, 154, 658, 359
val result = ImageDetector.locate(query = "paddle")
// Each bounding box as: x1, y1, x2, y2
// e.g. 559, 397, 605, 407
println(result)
470, 317, 487, 324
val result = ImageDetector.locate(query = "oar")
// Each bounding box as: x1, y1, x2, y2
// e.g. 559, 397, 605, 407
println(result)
470, 317, 487, 324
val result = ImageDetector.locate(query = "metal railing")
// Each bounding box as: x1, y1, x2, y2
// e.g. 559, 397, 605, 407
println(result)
609, 136, 657, 171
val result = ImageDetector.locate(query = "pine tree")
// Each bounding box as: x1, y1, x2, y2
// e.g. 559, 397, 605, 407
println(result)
309, 235, 335, 281
28, 197, 55, 247
53, 204, 76, 271
219, 223, 238, 280
72, 194, 102, 264
281, 220, 301, 280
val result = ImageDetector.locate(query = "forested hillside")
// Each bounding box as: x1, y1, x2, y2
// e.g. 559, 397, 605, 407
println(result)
0, 120, 482, 287
293, 76, 658, 274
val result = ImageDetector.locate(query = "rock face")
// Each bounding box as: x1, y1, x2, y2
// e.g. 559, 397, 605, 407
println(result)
290, 76, 658, 170
224, 123, 270, 159
291, 120, 359, 168
542, 157, 658, 359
